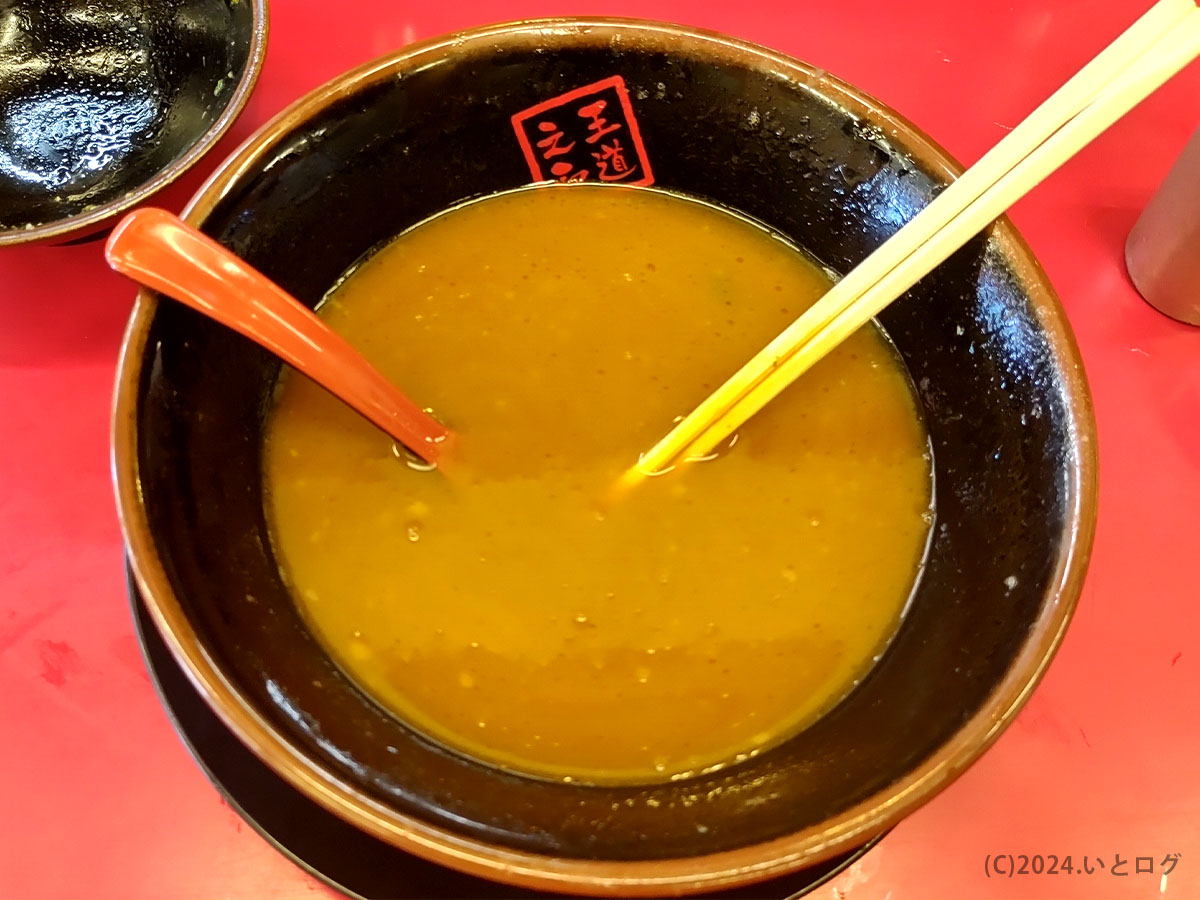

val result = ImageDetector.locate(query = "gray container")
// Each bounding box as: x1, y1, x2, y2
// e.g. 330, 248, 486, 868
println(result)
1126, 126, 1200, 326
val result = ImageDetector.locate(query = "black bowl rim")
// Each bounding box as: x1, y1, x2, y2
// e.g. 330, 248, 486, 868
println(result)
111, 16, 1099, 897
0, 0, 270, 247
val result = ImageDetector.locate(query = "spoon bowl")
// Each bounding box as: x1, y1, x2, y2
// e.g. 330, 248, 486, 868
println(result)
111, 18, 1097, 895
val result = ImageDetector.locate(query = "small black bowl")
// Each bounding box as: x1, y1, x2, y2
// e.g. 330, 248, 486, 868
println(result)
113, 18, 1097, 896
0, 0, 267, 247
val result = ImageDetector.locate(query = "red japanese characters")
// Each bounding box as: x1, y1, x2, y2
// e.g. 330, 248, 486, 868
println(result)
512, 76, 654, 185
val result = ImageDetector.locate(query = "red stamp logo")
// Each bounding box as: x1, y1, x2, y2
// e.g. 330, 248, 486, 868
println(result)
511, 76, 654, 186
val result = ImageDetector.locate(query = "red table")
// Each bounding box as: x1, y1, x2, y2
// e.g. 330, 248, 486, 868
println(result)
2, 1, 1197, 897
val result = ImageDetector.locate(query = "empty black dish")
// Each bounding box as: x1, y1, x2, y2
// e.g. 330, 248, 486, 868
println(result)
0, 0, 267, 246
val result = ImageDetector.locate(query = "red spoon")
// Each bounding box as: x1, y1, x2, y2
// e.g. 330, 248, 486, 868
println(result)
106, 208, 453, 465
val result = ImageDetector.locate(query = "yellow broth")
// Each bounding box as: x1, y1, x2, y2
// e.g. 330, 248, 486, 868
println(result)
263, 184, 933, 784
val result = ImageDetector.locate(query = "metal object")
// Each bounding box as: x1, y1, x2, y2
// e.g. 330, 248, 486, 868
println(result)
1126, 126, 1200, 325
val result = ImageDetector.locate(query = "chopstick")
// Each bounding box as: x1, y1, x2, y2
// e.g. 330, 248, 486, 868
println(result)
619, 0, 1200, 489
679, 6, 1200, 465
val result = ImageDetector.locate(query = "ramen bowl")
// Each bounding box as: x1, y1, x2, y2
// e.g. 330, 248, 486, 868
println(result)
0, 0, 267, 247
112, 18, 1097, 896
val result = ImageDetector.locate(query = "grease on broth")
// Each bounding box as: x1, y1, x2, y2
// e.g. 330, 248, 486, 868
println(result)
263, 184, 933, 784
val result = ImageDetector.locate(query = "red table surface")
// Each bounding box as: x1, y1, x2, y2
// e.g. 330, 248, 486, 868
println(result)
2, 1, 1198, 898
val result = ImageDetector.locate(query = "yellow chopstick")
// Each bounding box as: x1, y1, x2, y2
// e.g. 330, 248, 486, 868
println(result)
673, 8, 1200, 464
620, 0, 1200, 491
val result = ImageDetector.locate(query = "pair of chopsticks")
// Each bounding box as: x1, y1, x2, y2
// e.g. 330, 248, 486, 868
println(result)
620, 0, 1200, 490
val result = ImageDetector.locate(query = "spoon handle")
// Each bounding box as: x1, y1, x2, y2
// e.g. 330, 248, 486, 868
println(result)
105, 208, 452, 464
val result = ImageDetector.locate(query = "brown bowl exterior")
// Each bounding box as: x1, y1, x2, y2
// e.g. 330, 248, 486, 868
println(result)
0, 0, 268, 247
112, 19, 1098, 896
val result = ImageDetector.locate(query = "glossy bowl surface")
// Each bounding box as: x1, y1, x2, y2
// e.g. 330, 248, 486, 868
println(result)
112, 18, 1097, 896
0, 0, 267, 246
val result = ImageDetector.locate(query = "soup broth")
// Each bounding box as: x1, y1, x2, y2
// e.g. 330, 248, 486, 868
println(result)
263, 184, 933, 784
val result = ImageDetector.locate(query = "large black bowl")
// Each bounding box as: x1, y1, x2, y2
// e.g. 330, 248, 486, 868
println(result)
112, 19, 1097, 896
0, 0, 267, 246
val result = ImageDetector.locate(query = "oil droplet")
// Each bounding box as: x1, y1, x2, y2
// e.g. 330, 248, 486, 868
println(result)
635, 666, 650, 683
406, 523, 421, 542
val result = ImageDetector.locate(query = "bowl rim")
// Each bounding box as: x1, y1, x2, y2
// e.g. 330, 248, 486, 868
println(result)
111, 16, 1099, 896
0, 0, 270, 248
